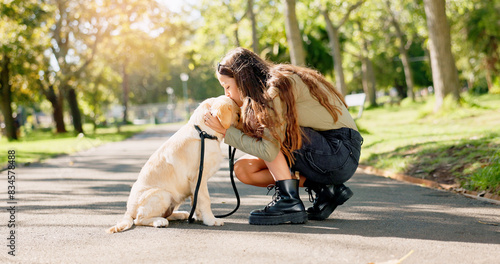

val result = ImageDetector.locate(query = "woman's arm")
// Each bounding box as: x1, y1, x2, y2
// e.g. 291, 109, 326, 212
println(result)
203, 106, 281, 162
225, 89, 287, 162
205, 88, 286, 162
224, 126, 280, 162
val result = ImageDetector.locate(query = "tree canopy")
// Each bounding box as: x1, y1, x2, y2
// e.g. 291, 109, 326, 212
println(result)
1, 0, 499, 140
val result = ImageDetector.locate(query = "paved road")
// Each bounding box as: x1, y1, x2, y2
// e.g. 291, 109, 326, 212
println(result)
1, 124, 499, 264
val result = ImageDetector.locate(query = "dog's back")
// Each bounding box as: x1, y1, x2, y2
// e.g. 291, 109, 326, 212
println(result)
107, 96, 239, 233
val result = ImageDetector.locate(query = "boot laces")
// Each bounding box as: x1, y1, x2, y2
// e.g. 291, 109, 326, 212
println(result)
305, 187, 318, 203
266, 184, 281, 207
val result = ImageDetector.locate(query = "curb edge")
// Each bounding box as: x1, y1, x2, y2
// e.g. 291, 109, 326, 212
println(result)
357, 165, 500, 205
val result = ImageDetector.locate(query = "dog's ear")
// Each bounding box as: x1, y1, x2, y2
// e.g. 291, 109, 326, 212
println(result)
218, 104, 233, 129
213, 103, 233, 129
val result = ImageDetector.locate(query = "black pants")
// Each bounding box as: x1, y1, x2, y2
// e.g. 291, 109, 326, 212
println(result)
290, 127, 363, 186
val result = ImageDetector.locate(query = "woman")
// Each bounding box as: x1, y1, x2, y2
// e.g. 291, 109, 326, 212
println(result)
204, 47, 363, 225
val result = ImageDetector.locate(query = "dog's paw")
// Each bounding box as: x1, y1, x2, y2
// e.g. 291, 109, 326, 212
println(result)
167, 211, 190, 221
153, 218, 169, 228
203, 217, 224, 227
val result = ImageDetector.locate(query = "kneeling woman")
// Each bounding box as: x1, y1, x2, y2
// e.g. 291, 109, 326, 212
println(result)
204, 47, 363, 225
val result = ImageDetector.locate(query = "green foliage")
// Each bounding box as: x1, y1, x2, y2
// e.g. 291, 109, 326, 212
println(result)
0, 0, 52, 98
1, 0, 499, 141
465, 1, 500, 58
304, 29, 334, 73
407, 40, 433, 88
451, 0, 500, 93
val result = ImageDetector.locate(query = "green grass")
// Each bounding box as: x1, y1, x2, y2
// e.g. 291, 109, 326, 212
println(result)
0, 123, 152, 168
355, 93, 500, 195
466, 152, 500, 193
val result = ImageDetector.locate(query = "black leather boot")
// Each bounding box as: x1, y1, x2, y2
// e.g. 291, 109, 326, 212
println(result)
249, 179, 308, 225
306, 184, 353, 220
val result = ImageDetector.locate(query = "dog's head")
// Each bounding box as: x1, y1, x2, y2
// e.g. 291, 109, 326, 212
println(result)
209, 96, 240, 129
190, 96, 240, 136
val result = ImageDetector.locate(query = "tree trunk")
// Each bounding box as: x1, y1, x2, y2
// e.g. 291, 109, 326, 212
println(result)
394, 81, 405, 99
45, 85, 67, 133
66, 86, 84, 134
122, 61, 129, 124
233, 26, 240, 48
385, 0, 415, 101
284, 0, 305, 66
50, 0, 100, 133
484, 58, 493, 92
365, 58, 377, 107
400, 47, 415, 100
361, 44, 377, 107
248, 0, 258, 53
423, 0, 461, 111
323, 10, 347, 96
322, 1, 364, 95
91, 77, 102, 133
0, 55, 17, 140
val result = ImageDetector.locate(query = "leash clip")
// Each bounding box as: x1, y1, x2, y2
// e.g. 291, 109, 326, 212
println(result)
194, 125, 217, 140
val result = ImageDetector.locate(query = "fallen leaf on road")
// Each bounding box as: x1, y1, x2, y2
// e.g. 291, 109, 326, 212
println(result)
478, 220, 499, 226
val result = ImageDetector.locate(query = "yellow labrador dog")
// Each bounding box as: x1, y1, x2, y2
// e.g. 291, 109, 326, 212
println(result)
107, 96, 240, 233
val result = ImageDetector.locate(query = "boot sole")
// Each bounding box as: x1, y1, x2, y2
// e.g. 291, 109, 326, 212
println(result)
308, 187, 353, 220
249, 211, 308, 225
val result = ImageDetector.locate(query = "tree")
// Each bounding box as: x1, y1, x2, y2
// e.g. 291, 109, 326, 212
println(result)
218, 0, 247, 47
0, 55, 15, 140
48, 0, 117, 134
1, 0, 51, 140
422, 0, 461, 111
347, 19, 377, 107
284, 0, 306, 65
188, 0, 280, 99
359, 24, 377, 107
78, 62, 119, 131
384, 0, 415, 101
248, 0, 258, 53
464, 0, 500, 92
38, 71, 67, 133
321, 0, 364, 96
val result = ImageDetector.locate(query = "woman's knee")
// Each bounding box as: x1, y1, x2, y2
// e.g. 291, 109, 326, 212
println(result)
234, 160, 252, 184
234, 157, 274, 186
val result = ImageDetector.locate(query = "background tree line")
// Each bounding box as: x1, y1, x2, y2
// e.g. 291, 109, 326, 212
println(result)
1, 0, 499, 140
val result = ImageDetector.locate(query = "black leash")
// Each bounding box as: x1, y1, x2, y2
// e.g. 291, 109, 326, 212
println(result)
215, 145, 239, 218
188, 125, 240, 223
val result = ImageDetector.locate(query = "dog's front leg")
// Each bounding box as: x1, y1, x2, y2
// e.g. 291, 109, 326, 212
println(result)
194, 184, 224, 226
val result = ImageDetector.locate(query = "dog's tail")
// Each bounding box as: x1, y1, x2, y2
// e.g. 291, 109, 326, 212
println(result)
106, 213, 134, 234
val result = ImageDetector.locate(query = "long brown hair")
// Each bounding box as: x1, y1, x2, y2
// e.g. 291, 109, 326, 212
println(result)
218, 47, 347, 163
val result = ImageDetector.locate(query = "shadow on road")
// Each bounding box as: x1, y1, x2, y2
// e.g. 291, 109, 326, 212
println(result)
14, 124, 499, 249
18, 170, 500, 245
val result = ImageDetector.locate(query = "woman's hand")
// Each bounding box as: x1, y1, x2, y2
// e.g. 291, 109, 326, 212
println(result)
204, 112, 227, 136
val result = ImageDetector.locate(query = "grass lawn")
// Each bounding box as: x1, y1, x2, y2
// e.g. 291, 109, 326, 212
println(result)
0, 123, 152, 168
355, 93, 500, 195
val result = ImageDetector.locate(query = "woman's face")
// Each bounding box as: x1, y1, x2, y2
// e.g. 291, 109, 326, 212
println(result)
217, 73, 243, 107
